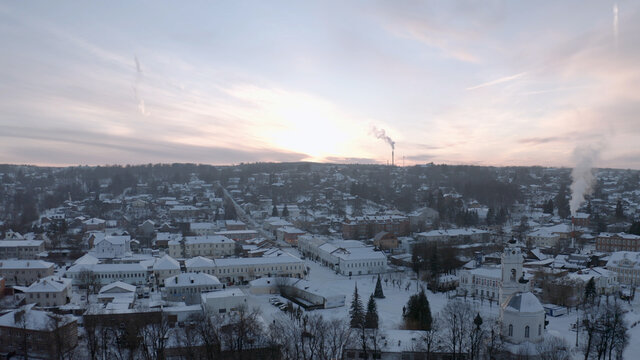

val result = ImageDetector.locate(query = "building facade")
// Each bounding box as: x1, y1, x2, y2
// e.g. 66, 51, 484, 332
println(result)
596, 233, 640, 252
342, 215, 410, 240
24, 276, 72, 307
457, 267, 501, 301
606, 251, 640, 285
66, 263, 147, 286
0, 240, 45, 259
184, 253, 305, 284
0, 306, 78, 359
168, 235, 236, 258
163, 273, 222, 304
0, 260, 55, 286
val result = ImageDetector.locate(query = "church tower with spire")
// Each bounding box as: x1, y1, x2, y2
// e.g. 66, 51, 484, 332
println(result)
499, 239, 545, 344
499, 239, 528, 305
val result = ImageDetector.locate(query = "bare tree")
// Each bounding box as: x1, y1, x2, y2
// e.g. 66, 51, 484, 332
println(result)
14, 309, 29, 360
78, 269, 99, 301
441, 299, 473, 360
582, 302, 628, 360
269, 313, 355, 360
47, 313, 77, 360
84, 317, 102, 360
173, 321, 201, 360
536, 336, 571, 360
322, 318, 355, 360
482, 318, 504, 360
220, 304, 264, 357
140, 312, 171, 360
192, 311, 223, 360
419, 317, 442, 360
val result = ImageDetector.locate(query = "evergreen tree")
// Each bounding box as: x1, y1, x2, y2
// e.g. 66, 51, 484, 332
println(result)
555, 183, 570, 219
486, 207, 495, 226
282, 204, 290, 217
495, 207, 508, 225
404, 290, 432, 330
224, 200, 237, 220
543, 199, 554, 214
272, 205, 279, 217
584, 277, 596, 304
474, 313, 483, 329
586, 200, 592, 214
374, 274, 385, 298
593, 211, 608, 233
364, 294, 379, 329
629, 221, 640, 236
615, 200, 625, 220
350, 284, 364, 328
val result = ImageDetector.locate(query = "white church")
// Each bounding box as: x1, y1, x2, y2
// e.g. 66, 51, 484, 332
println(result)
499, 239, 546, 344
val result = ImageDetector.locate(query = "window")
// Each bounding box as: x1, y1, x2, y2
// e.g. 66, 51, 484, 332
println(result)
525, 326, 530, 338
538, 324, 542, 336
508, 324, 513, 336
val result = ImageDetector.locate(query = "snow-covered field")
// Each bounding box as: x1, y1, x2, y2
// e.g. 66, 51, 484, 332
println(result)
248, 249, 485, 329
246, 249, 449, 328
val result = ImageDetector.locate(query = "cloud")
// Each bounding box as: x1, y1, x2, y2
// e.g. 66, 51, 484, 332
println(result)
368, 1, 502, 63
517, 136, 567, 145
404, 154, 435, 162
0, 125, 308, 166
466, 72, 527, 90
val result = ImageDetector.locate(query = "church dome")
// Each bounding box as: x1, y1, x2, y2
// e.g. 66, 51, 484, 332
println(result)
503, 292, 544, 314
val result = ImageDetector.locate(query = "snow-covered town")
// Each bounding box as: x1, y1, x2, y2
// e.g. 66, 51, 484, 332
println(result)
1, 163, 640, 359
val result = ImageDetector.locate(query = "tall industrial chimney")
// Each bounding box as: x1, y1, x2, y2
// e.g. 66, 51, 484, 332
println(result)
571, 216, 576, 249
392, 149, 395, 166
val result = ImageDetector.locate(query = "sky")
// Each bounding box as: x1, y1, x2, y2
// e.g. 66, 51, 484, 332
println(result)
1, 1, 639, 168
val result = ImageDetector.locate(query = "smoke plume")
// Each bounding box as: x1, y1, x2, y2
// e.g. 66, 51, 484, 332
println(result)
569, 144, 602, 216
371, 126, 395, 150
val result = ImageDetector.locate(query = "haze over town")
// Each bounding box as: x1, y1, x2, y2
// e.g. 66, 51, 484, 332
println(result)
2, 1, 640, 360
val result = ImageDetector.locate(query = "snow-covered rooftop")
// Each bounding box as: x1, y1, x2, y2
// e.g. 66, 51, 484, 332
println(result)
0, 260, 54, 269
74, 253, 100, 265
165, 273, 221, 287
201, 288, 244, 299
153, 255, 180, 271
0, 305, 74, 330
24, 276, 71, 293
169, 235, 233, 245
504, 292, 544, 313
213, 253, 303, 266
0, 240, 43, 247
185, 256, 215, 268
99, 281, 137, 294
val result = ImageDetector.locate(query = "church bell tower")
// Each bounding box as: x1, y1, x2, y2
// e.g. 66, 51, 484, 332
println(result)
499, 239, 527, 305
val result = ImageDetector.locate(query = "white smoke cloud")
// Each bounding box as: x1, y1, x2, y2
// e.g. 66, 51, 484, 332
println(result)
370, 125, 395, 150
569, 143, 603, 216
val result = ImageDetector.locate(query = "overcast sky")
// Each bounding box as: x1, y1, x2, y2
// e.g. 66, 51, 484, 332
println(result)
1, 1, 639, 168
